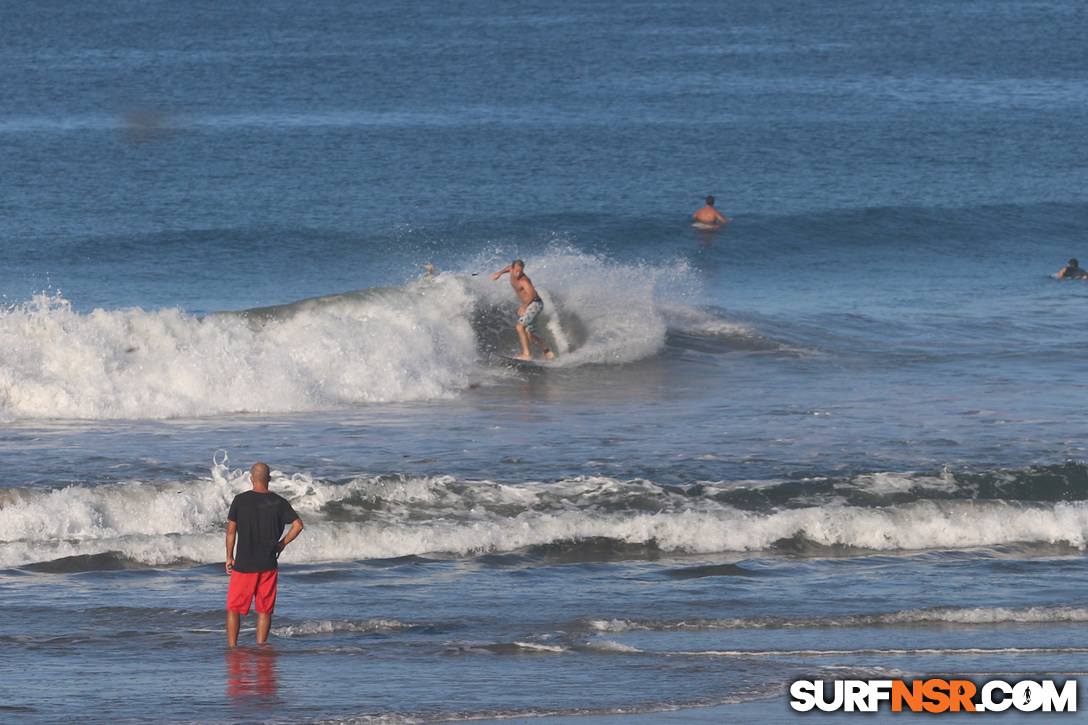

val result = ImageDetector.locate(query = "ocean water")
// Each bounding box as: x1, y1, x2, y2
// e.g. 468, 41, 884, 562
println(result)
2, 0, 1088, 722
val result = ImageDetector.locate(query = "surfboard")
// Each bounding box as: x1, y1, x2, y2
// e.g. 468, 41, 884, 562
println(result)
493, 353, 549, 370
691, 221, 720, 230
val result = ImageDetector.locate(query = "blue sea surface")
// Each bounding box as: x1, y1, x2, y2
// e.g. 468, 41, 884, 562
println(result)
2, 1, 1088, 723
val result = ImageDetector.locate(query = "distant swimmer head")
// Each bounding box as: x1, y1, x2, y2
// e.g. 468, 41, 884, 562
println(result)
705, 196, 715, 206
1070, 259, 1080, 267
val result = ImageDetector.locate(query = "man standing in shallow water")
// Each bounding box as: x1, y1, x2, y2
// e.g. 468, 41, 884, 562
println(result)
225, 462, 304, 646
492, 259, 556, 361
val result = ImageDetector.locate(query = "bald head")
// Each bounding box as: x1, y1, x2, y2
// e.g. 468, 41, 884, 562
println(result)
250, 462, 271, 490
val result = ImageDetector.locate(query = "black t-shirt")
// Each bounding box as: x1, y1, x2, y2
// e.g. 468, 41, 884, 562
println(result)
228, 490, 301, 573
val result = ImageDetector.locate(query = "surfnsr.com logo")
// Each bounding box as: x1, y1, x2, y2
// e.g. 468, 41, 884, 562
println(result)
790, 679, 1077, 713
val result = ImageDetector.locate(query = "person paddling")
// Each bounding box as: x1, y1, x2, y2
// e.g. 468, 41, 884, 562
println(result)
1056, 258, 1088, 279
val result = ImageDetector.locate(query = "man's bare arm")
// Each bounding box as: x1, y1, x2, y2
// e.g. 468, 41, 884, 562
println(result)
277, 518, 305, 555
225, 520, 237, 573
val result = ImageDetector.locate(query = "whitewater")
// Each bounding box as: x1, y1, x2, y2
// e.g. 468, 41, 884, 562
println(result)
5, 453, 1088, 569
0, 250, 715, 420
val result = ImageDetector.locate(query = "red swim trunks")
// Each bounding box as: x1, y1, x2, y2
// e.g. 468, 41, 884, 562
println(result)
227, 569, 279, 615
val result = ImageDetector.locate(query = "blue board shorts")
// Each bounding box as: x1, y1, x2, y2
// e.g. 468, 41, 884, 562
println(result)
517, 299, 543, 333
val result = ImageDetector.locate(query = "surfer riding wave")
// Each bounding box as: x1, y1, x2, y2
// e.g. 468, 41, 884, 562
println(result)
492, 259, 556, 361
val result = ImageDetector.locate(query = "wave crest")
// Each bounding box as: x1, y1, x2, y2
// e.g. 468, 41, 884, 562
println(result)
0, 250, 708, 420
3, 459, 1088, 569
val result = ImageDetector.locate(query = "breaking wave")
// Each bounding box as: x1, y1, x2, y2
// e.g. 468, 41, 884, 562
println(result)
2, 456, 1087, 569
0, 249, 745, 421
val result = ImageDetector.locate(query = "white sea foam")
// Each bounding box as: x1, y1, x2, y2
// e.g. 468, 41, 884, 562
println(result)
0, 285, 478, 420
583, 640, 643, 654
589, 606, 1088, 633
0, 251, 710, 420
274, 618, 416, 638
512, 641, 567, 653
3, 459, 1088, 568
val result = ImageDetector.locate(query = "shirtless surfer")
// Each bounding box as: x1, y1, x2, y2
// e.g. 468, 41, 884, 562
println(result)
692, 196, 731, 228
492, 259, 556, 361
